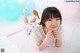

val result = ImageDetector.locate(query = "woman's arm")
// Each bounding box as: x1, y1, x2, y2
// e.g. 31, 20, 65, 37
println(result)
33, 28, 55, 50
37, 37, 49, 50
55, 33, 62, 47
37, 30, 55, 50
53, 30, 62, 47
55, 37, 62, 47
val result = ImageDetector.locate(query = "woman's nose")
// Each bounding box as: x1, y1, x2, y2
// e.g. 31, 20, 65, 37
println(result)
51, 20, 57, 25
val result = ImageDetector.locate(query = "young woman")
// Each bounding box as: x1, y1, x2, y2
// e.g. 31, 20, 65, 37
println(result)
31, 7, 62, 50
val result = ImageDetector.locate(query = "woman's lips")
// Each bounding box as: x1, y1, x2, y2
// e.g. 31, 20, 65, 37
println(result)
50, 27, 58, 30
51, 27, 57, 28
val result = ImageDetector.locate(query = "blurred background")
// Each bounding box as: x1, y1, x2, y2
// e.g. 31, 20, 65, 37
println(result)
0, 0, 80, 53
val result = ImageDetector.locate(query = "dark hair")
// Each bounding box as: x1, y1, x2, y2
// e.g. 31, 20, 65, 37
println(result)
40, 7, 62, 27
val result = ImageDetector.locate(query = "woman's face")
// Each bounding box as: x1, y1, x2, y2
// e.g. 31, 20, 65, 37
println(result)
45, 17, 61, 31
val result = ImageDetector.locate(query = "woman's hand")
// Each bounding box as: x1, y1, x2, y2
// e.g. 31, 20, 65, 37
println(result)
46, 30, 55, 41
53, 30, 62, 47
52, 30, 60, 38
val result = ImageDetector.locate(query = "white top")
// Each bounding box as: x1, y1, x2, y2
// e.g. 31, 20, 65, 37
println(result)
31, 25, 63, 48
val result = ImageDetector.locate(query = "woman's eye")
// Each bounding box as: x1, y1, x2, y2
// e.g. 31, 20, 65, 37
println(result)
48, 19, 51, 21
56, 18, 60, 21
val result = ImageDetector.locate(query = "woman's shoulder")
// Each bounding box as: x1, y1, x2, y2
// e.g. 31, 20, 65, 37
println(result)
31, 25, 43, 35
31, 25, 43, 37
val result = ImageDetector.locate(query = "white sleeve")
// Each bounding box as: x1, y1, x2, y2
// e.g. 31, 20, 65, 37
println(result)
31, 28, 42, 46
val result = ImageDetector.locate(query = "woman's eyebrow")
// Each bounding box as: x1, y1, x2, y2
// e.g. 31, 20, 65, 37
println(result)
56, 18, 60, 19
